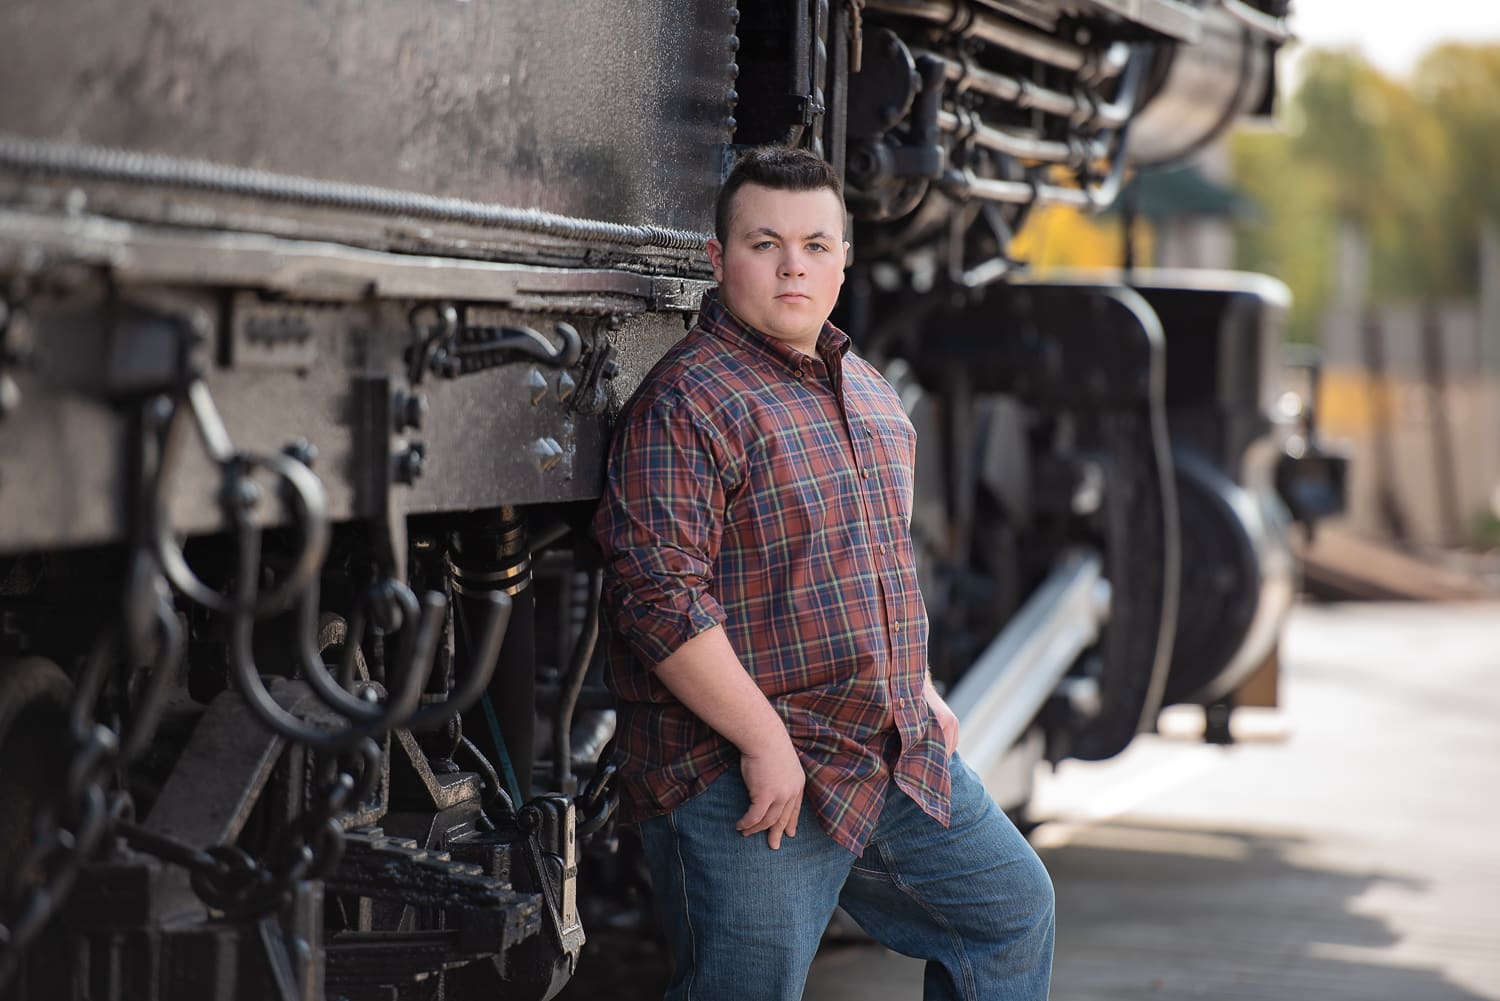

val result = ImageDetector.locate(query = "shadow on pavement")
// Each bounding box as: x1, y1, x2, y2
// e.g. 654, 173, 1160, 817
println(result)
1035, 818, 1494, 1001
560, 816, 1497, 1001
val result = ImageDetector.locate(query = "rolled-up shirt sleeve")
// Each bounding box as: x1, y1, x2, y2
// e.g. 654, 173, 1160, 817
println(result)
595, 393, 734, 668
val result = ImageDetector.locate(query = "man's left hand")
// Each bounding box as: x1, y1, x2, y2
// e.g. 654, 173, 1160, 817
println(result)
924, 675, 960, 758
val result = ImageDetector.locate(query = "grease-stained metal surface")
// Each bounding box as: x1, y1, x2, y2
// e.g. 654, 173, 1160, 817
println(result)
0, 0, 736, 243
0, 283, 694, 552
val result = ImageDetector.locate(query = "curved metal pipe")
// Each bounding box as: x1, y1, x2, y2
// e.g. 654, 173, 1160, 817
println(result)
931, 51, 1131, 130
552, 571, 602, 792
403, 589, 512, 732
456, 734, 509, 814
864, 0, 1102, 74
942, 167, 1089, 209
938, 46, 1147, 213
937, 109, 1109, 166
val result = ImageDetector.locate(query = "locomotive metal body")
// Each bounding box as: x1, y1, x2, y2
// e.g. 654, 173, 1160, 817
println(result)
0, 1, 1331, 998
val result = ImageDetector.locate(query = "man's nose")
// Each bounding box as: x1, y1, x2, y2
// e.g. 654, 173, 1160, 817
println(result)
779, 249, 807, 277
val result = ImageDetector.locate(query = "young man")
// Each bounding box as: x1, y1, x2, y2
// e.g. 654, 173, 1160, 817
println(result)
594, 146, 1055, 1001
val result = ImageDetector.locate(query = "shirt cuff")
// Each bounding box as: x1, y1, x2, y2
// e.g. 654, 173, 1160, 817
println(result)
612, 584, 727, 668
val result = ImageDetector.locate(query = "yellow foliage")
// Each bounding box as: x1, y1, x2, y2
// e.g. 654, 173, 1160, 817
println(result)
1009, 203, 1155, 271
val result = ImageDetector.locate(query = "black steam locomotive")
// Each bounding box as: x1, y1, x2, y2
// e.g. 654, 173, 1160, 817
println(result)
0, 1, 1336, 997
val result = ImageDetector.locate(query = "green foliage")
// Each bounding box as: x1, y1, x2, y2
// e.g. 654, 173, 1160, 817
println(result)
1413, 44, 1500, 291
1232, 43, 1500, 332
1231, 129, 1337, 343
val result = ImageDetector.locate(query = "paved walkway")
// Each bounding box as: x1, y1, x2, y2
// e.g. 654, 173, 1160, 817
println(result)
806, 601, 1500, 1000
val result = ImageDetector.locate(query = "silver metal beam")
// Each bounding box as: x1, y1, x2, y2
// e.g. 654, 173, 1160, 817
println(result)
950, 549, 1110, 777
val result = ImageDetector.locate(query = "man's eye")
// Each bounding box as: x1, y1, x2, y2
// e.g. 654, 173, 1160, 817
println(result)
754, 241, 775, 250
807, 243, 827, 252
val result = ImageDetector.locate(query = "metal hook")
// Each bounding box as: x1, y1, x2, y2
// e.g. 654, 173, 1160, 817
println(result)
402, 588, 511, 733
292, 572, 452, 729
293, 577, 401, 723
154, 387, 330, 618
223, 489, 441, 751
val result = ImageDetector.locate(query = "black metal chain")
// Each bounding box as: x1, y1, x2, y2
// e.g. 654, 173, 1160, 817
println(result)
575, 759, 620, 848
111, 739, 375, 922
0, 728, 118, 984
186, 760, 359, 919
0, 402, 184, 987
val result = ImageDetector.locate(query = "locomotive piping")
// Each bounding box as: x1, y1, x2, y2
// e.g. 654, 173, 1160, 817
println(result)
864, 0, 1100, 74
0, 134, 712, 253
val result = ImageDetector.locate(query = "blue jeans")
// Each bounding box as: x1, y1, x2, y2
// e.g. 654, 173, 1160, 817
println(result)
638, 753, 1055, 1001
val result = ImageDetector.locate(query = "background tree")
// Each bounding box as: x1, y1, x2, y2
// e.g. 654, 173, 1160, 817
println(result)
1412, 44, 1500, 294
1234, 44, 1500, 340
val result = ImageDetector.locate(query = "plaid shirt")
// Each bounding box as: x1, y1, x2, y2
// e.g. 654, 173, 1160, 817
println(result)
594, 293, 951, 854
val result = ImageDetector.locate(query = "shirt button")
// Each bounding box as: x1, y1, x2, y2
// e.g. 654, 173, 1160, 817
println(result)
893, 622, 902, 634
793, 369, 803, 380
863, 468, 872, 479
878, 543, 888, 555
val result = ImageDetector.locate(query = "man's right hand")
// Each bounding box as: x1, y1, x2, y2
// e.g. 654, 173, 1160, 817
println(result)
649, 625, 807, 849
736, 731, 805, 850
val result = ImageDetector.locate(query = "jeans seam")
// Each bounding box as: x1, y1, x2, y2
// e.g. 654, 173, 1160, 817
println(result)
667, 809, 699, 1001
873, 837, 979, 1001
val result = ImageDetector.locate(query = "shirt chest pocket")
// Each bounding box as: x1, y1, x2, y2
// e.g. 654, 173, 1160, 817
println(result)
859, 416, 916, 524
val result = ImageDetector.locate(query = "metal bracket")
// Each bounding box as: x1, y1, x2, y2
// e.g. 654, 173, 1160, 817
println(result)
350, 374, 425, 583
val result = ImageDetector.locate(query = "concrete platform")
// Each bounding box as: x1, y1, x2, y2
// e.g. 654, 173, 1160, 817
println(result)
805, 601, 1500, 1000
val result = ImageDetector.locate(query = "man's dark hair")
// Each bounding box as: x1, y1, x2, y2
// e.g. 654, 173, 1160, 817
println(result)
714, 146, 844, 245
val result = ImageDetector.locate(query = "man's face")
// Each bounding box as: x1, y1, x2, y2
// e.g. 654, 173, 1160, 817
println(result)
706, 183, 849, 355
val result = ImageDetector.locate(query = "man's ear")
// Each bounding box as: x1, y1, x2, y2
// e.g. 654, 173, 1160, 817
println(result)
706, 239, 725, 283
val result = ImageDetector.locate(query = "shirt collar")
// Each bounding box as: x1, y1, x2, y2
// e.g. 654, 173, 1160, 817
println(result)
698, 289, 850, 377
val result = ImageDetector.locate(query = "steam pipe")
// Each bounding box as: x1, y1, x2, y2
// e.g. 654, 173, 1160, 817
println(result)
928, 51, 1132, 130
864, 0, 1105, 75
936, 109, 1109, 166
